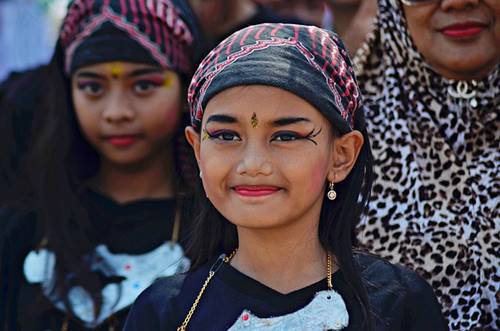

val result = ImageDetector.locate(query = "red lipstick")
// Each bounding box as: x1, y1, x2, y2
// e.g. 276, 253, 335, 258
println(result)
234, 186, 281, 197
440, 22, 486, 38
106, 135, 139, 147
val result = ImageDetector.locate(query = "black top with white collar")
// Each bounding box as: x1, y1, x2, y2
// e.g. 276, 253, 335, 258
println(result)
124, 253, 447, 331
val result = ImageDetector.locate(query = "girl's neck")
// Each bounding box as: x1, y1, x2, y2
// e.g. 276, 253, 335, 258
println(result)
231, 214, 334, 294
90, 147, 176, 203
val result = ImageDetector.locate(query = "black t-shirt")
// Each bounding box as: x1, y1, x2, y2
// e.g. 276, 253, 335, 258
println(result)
0, 189, 193, 331
124, 253, 447, 331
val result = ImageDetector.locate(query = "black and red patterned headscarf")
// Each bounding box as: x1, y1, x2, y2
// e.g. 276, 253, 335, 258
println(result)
60, 0, 199, 75
188, 23, 364, 134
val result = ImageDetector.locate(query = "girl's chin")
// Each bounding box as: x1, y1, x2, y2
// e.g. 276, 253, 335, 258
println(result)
227, 215, 289, 230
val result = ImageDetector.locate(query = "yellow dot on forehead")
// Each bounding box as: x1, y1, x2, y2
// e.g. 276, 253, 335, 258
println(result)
251, 112, 259, 128
108, 62, 124, 77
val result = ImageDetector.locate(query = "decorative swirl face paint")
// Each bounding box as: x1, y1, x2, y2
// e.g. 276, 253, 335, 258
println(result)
202, 129, 210, 141
163, 72, 174, 88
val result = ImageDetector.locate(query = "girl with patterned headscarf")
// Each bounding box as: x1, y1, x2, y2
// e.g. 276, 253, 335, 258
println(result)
123, 23, 446, 331
0, 1, 200, 330
354, 0, 499, 329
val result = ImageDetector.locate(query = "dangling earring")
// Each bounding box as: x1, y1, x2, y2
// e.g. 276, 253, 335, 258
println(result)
199, 170, 203, 178
327, 181, 337, 201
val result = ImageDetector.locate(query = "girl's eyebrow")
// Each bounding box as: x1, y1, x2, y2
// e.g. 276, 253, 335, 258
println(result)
127, 68, 164, 77
75, 72, 104, 79
75, 68, 163, 79
271, 117, 311, 127
206, 114, 238, 124
205, 115, 312, 126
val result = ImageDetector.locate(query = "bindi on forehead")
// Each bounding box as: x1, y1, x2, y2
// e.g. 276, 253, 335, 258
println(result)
108, 62, 125, 78
250, 112, 259, 128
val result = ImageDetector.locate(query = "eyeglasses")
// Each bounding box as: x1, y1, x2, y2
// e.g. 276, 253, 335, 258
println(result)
401, 0, 439, 5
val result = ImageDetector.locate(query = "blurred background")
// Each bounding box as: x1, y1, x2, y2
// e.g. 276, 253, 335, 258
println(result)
0, 0, 67, 81
0, 0, 376, 82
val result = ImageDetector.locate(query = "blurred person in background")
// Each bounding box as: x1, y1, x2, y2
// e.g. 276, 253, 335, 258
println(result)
253, 0, 377, 53
0, 0, 200, 330
327, 0, 377, 53
188, 0, 306, 57
354, 0, 499, 329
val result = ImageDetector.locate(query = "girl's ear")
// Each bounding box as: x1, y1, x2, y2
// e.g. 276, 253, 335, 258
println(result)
185, 126, 201, 164
327, 130, 364, 183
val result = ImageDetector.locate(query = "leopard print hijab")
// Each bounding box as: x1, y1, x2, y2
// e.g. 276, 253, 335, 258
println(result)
353, 0, 499, 329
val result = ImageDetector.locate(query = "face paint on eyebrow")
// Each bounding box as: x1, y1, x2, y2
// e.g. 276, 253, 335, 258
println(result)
251, 112, 259, 128
109, 62, 124, 78
202, 129, 210, 141
163, 72, 173, 88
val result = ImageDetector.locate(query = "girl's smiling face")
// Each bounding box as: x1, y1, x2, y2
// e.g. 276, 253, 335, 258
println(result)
186, 85, 363, 231
72, 61, 182, 167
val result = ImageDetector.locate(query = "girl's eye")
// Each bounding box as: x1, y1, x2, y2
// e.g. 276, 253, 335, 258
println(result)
272, 132, 301, 142
133, 80, 160, 94
209, 131, 241, 141
77, 82, 103, 96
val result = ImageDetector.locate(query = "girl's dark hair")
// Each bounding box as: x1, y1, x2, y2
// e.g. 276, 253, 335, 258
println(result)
0, 65, 49, 203
186, 106, 374, 330
12, 41, 195, 320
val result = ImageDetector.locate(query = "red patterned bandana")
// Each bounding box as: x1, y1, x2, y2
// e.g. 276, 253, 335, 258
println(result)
60, 0, 198, 74
188, 23, 364, 134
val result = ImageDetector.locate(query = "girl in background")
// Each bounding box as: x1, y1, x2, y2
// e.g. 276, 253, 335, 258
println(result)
0, 0, 199, 330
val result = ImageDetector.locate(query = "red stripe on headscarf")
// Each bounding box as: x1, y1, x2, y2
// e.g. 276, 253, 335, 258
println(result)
213, 43, 223, 68
271, 23, 283, 36
90, 0, 96, 15
309, 26, 317, 51
149, 1, 162, 45
138, 0, 151, 35
255, 24, 267, 40
292, 25, 299, 41
225, 31, 240, 55
120, 0, 127, 16
78, 0, 86, 22
240, 26, 253, 45
129, 0, 139, 23
161, 4, 171, 58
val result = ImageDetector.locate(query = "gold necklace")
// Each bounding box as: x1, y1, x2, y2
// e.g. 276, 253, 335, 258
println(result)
177, 250, 333, 331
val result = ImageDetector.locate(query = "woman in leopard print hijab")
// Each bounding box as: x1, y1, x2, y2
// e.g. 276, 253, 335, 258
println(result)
354, 0, 499, 329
